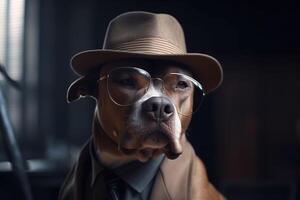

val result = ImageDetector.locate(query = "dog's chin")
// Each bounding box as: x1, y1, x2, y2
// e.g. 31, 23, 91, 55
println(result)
119, 126, 183, 162
136, 145, 183, 162
119, 137, 168, 162
136, 148, 164, 162
117, 146, 161, 162
121, 145, 182, 163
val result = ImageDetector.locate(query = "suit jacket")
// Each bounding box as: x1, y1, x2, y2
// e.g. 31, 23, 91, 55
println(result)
58, 136, 225, 200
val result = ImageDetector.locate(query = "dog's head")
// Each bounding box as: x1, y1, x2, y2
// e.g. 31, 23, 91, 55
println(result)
67, 58, 203, 162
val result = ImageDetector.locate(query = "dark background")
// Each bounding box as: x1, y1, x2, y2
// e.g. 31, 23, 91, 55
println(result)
0, 0, 299, 199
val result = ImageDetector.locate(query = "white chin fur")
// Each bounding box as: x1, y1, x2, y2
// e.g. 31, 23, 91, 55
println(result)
173, 107, 182, 139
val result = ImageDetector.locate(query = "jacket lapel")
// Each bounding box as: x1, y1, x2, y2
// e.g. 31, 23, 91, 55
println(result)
149, 135, 193, 200
149, 169, 171, 200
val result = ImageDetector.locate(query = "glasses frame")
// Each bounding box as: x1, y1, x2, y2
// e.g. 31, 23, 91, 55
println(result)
98, 67, 205, 115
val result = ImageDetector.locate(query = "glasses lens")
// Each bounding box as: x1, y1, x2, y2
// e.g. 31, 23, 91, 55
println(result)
163, 73, 204, 116
107, 67, 150, 106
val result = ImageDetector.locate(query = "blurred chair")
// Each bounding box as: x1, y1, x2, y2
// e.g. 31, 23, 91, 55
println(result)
0, 64, 68, 200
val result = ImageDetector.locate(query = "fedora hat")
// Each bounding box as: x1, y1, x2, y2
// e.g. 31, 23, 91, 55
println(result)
69, 11, 223, 100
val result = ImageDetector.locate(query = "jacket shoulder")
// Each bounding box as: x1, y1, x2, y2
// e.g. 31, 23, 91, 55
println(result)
58, 140, 92, 200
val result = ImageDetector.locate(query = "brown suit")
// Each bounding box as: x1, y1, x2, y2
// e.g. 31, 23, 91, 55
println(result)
58, 136, 225, 200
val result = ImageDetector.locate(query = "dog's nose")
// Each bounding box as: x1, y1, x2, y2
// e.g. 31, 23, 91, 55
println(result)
142, 97, 174, 121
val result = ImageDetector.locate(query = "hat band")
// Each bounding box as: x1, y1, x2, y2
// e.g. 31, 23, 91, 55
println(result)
107, 37, 186, 55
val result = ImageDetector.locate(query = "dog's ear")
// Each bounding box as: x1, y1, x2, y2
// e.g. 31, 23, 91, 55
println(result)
67, 76, 98, 103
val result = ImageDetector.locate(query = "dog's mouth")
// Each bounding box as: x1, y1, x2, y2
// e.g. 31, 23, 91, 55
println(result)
136, 148, 163, 162
134, 145, 183, 163
119, 122, 183, 162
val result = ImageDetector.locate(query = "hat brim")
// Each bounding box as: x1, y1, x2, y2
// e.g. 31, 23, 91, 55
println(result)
70, 49, 223, 93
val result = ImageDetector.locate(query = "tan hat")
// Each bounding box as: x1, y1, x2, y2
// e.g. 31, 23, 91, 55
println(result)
70, 11, 223, 94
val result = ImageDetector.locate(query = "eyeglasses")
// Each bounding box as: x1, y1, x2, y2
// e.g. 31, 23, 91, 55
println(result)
98, 67, 205, 116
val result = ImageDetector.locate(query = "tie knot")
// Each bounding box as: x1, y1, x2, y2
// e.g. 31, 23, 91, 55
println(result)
103, 170, 119, 183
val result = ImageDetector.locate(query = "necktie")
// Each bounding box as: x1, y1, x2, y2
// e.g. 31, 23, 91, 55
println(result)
103, 170, 124, 200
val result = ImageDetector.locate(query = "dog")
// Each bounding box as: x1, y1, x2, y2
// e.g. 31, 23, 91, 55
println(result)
59, 11, 225, 200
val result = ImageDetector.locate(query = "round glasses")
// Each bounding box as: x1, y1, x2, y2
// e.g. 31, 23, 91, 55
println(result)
98, 67, 205, 116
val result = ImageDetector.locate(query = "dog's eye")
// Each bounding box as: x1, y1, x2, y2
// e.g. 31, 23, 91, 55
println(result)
176, 80, 189, 90
118, 78, 136, 87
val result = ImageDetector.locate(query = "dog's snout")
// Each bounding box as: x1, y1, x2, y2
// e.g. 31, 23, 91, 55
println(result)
142, 97, 174, 121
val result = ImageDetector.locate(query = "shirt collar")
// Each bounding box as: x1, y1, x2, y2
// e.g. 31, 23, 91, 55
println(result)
89, 141, 164, 193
